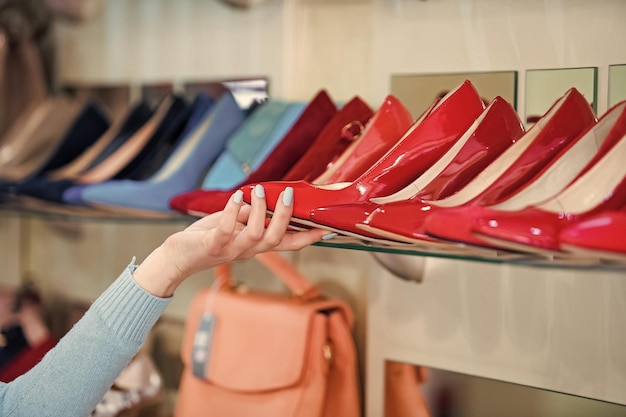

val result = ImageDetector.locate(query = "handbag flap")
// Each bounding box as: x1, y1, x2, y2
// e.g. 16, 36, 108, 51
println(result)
182, 287, 348, 393
225, 100, 305, 170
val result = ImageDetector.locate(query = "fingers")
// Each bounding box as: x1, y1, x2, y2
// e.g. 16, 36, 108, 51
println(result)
236, 185, 326, 256
232, 184, 268, 249
209, 190, 245, 250
199, 185, 326, 262
259, 186, 295, 249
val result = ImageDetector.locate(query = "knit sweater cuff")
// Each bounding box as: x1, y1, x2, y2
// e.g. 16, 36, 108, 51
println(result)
91, 258, 171, 343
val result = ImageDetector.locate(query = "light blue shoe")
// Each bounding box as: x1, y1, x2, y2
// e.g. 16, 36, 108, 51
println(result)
79, 91, 246, 213
199, 100, 306, 190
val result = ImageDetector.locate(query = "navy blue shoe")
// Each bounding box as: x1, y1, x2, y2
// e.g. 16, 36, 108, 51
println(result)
79, 91, 245, 213
30, 101, 111, 177
75, 101, 154, 174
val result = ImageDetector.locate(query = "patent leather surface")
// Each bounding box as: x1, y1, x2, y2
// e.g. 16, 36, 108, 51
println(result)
360, 88, 597, 244
242, 81, 484, 222
463, 88, 596, 205
472, 126, 626, 252
424, 100, 626, 248
282, 96, 373, 182
559, 210, 626, 257
316, 95, 413, 185
471, 182, 626, 253
308, 96, 522, 235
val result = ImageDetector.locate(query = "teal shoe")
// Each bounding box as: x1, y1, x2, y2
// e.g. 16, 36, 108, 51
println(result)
200, 100, 306, 190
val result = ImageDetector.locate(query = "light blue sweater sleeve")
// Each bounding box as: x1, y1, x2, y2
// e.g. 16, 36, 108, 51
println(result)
0, 261, 171, 417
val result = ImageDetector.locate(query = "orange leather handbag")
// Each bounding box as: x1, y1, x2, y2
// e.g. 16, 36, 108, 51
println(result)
174, 252, 361, 417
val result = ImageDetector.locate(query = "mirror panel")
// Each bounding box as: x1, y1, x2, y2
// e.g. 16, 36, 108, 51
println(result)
525, 67, 597, 126
390, 71, 518, 119
609, 64, 626, 108
184, 77, 269, 110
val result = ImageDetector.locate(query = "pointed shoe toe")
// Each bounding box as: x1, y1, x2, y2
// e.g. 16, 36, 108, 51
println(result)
423, 206, 505, 249
308, 202, 381, 237
169, 189, 205, 213
559, 211, 626, 262
358, 201, 441, 244
471, 208, 569, 253
184, 190, 234, 217
62, 184, 91, 205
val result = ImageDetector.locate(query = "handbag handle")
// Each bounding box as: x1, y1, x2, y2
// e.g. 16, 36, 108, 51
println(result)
213, 252, 319, 299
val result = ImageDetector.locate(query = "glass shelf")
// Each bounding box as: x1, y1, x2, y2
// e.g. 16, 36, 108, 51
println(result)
0, 202, 191, 224
314, 237, 626, 272
3, 202, 626, 272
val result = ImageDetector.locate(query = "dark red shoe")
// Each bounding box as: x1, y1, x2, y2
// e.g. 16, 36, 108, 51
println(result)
242, 80, 485, 226
360, 88, 597, 245
281, 97, 373, 182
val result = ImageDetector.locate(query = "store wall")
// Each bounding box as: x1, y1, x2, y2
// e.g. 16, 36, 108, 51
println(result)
2, 0, 625, 415
56, 0, 626, 110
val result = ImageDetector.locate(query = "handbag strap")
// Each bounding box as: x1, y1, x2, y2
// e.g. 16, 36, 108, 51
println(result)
213, 252, 319, 299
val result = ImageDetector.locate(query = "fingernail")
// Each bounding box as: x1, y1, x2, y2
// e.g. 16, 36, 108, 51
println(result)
232, 189, 243, 204
322, 233, 338, 240
282, 186, 293, 206
254, 184, 265, 198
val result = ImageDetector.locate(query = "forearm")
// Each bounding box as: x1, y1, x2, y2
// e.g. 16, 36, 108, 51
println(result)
0, 261, 171, 417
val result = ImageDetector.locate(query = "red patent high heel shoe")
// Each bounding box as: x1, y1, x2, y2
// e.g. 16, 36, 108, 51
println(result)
241, 80, 485, 225
307, 96, 522, 239
357, 87, 597, 246
423, 99, 626, 249
471, 108, 626, 254
311, 95, 415, 186
559, 208, 626, 262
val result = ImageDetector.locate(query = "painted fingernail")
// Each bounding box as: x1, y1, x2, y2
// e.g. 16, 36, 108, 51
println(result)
282, 186, 293, 206
232, 189, 243, 204
254, 184, 265, 198
322, 233, 338, 240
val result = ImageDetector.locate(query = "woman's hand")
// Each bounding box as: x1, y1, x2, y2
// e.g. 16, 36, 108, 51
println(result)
133, 186, 328, 297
